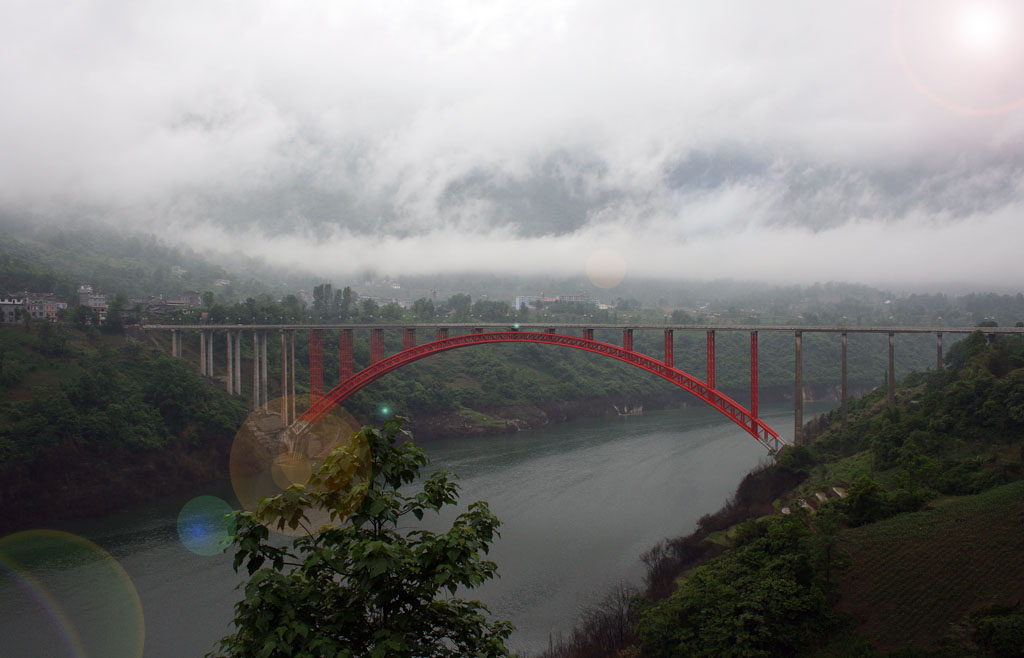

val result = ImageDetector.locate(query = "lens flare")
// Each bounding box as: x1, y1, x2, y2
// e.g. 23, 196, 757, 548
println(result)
893, 0, 1024, 115
586, 248, 627, 289
959, 4, 1004, 51
0, 530, 145, 658
229, 396, 370, 536
177, 496, 236, 556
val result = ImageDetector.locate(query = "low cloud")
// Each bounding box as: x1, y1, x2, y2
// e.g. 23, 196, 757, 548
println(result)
2, 0, 1023, 289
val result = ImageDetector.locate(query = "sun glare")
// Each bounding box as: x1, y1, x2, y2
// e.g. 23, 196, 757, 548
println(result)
958, 4, 1005, 51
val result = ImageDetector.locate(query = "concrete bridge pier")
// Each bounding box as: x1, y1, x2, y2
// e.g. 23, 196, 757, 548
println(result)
888, 332, 896, 407
252, 332, 261, 411
936, 332, 943, 370
226, 331, 233, 394
171, 330, 181, 357
260, 331, 268, 410
206, 331, 214, 379
199, 331, 207, 376
841, 332, 848, 432
233, 331, 241, 395
289, 331, 296, 422
280, 330, 289, 424
310, 329, 324, 402
794, 331, 803, 445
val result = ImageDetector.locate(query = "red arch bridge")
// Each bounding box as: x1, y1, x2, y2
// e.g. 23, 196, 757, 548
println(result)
142, 323, 1016, 454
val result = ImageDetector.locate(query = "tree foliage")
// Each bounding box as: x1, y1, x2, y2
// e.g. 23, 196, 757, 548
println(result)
211, 419, 513, 658
635, 514, 834, 658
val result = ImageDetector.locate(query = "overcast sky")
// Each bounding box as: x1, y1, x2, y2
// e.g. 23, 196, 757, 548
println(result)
2, 0, 1023, 290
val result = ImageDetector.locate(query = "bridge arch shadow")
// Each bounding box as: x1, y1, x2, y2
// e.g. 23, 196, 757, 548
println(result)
298, 331, 785, 453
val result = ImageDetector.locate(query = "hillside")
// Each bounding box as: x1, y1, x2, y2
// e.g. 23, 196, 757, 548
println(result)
834, 480, 1024, 652
0, 324, 247, 531
541, 329, 1024, 658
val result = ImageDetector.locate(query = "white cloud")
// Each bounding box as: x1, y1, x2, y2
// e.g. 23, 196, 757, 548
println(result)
2, 0, 1023, 288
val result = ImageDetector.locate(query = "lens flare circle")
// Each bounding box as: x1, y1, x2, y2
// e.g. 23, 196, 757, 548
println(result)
586, 248, 627, 289
0, 530, 145, 658
229, 396, 370, 536
893, 0, 1024, 116
177, 496, 236, 556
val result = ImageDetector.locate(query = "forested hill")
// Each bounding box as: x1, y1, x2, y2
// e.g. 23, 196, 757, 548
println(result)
0, 325, 247, 532
545, 330, 1024, 658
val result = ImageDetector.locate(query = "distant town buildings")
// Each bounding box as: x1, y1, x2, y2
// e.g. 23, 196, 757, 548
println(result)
0, 293, 69, 323
0, 296, 24, 323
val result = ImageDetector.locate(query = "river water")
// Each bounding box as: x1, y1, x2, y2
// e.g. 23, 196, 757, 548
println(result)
0, 402, 831, 657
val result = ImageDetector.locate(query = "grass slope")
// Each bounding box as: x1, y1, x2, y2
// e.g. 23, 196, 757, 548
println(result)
834, 480, 1024, 652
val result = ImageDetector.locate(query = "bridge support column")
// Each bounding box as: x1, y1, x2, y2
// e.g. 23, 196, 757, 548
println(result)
403, 328, 416, 350
436, 328, 449, 341
623, 329, 633, 352
664, 330, 674, 368
252, 332, 260, 411
233, 331, 241, 395
260, 331, 268, 410
339, 329, 353, 380
371, 328, 386, 362
200, 331, 207, 376
171, 330, 179, 357
750, 331, 758, 419
226, 331, 233, 394
706, 331, 716, 389
888, 332, 896, 407
936, 332, 943, 370
206, 331, 214, 379
310, 329, 324, 402
280, 331, 288, 424
841, 332, 848, 433
794, 331, 803, 445
583, 328, 594, 341
290, 332, 296, 422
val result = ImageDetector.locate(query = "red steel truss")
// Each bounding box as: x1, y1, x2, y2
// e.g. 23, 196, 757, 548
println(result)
298, 331, 785, 453
309, 329, 324, 402
750, 331, 759, 418
370, 328, 385, 363
339, 329, 353, 381
706, 330, 716, 389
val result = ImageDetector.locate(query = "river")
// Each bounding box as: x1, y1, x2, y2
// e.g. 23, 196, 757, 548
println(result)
0, 402, 832, 657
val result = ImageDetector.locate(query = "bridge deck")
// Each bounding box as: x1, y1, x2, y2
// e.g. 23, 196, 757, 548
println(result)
141, 323, 1023, 334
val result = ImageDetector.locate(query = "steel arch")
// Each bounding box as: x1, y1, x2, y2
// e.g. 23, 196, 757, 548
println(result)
297, 331, 786, 453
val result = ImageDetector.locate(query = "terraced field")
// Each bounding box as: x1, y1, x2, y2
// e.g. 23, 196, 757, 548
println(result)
833, 480, 1024, 651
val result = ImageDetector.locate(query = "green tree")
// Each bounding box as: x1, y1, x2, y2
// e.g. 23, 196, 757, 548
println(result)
412, 297, 435, 320
448, 294, 471, 321
211, 420, 514, 658
101, 294, 126, 335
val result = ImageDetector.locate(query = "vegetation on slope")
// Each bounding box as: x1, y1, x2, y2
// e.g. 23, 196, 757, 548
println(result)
0, 325, 247, 530
540, 329, 1024, 658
